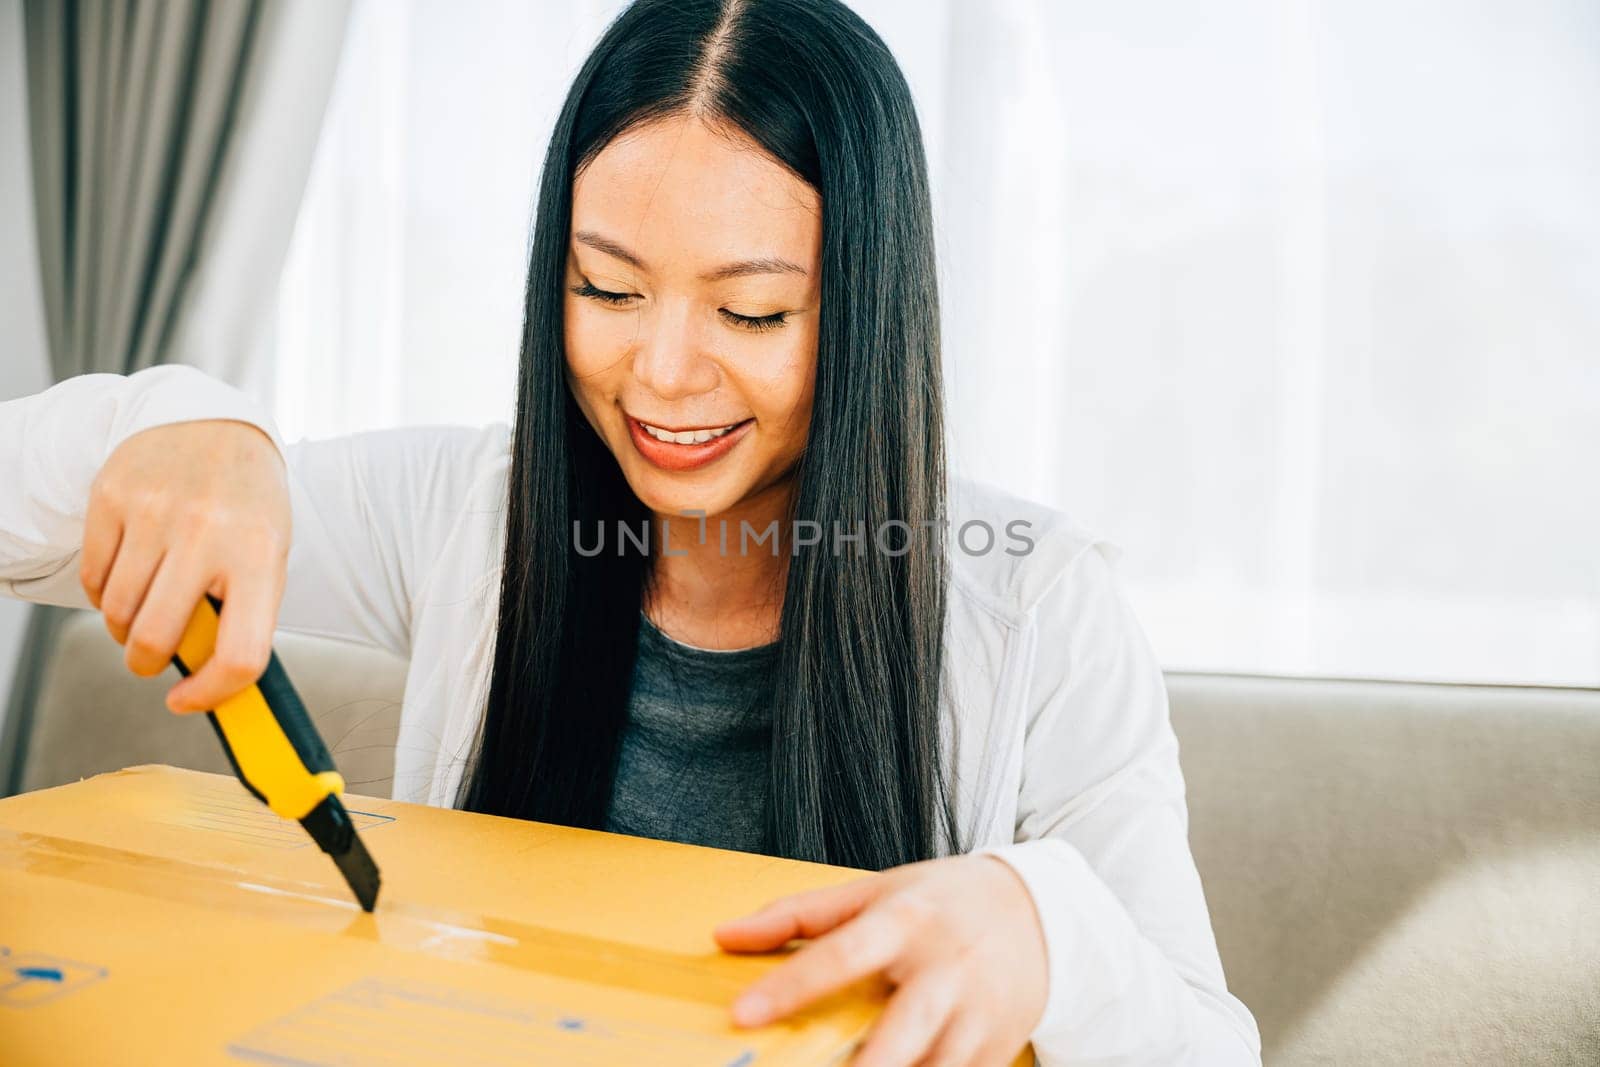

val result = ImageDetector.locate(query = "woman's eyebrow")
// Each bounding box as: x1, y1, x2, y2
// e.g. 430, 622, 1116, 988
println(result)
576, 230, 647, 270
700, 256, 808, 281
574, 230, 807, 280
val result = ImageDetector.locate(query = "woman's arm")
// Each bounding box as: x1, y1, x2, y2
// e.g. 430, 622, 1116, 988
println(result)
1, 365, 500, 666
0, 365, 284, 593
709, 538, 1259, 1065
982, 545, 1262, 1066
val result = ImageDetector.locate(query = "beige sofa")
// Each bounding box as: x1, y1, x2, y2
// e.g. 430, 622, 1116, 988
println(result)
10, 609, 1600, 1064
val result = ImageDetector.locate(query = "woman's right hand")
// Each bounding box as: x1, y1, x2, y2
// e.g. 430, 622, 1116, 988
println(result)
79, 419, 292, 714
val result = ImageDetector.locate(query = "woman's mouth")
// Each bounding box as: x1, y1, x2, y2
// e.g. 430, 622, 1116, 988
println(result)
626, 415, 755, 471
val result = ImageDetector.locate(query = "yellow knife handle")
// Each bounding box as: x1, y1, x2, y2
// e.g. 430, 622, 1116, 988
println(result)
171, 596, 344, 821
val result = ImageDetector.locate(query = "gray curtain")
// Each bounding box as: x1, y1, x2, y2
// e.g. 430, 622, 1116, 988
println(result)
2, 0, 350, 792
26, 0, 259, 377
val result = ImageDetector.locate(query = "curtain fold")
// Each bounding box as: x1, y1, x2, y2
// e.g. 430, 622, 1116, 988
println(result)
3, 0, 351, 794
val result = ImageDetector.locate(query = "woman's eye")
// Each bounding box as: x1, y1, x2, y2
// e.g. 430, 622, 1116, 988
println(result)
570, 280, 636, 306
719, 308, 789, 332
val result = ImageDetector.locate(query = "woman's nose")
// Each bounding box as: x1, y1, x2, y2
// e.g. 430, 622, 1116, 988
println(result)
630, 299, 720, 400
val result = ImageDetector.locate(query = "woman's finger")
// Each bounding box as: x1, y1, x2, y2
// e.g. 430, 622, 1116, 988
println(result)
97, 532, 165, 645
849, 967, 963, 1067
167, 569, 279, 713
916, 1010, 991, 1067
123, 552, 212, 679
731, 890, 934, 1027
78, 499, 123, 610
715, 874, 884, 952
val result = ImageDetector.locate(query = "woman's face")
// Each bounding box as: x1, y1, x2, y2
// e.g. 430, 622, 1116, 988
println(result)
564, 114, 822, 520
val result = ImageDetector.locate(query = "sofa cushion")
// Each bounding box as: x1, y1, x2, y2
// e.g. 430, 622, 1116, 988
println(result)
19, 609, 405, 798
1169, 672, 1600, 1065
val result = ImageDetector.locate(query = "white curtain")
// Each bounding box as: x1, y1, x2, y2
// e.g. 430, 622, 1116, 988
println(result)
275, 0, 1600, 687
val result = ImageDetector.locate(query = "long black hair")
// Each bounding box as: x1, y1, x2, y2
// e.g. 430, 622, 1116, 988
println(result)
458, 0, 953, 870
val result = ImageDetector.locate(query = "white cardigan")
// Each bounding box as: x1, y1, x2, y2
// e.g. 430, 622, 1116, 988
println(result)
0, 365, 1260, 1066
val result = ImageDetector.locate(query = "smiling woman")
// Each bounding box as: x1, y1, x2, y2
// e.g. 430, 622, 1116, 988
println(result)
468, 0, 951, 874
0, 0, 1261, 1064
563, 120, 820, 498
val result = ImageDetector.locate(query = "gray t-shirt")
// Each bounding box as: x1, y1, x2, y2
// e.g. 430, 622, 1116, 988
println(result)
603, 612, 778, 854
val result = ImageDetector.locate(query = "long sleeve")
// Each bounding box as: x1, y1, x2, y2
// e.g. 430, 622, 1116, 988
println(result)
1, 366, 502, 661
271, 421, 508, 659
980, 546, 1261, 1066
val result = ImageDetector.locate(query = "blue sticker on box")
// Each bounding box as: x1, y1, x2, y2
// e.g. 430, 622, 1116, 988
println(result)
0, 946, 109, 1007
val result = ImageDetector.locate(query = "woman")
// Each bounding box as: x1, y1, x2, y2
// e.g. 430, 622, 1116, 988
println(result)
0, 0, 1259, 1064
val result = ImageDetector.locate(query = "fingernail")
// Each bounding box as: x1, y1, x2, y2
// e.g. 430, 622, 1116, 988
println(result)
732, 992, 771, 1027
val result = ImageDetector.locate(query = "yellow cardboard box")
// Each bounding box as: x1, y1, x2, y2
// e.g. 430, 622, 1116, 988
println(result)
0, 765, 926, 1065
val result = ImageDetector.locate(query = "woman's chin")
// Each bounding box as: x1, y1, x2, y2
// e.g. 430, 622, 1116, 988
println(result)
619, 463, 748, 523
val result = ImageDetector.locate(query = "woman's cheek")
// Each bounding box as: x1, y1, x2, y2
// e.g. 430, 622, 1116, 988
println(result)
564, 303, 633, 381
753, 340, 817, 444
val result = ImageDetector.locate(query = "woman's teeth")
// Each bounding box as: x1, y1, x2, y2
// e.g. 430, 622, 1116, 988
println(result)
640, 421, 741, 445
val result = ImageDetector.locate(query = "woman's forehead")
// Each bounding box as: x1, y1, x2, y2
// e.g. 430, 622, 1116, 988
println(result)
571, 115, 821, 276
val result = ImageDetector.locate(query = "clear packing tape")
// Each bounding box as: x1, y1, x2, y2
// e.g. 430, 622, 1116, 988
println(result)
0, 766, 1043, 1065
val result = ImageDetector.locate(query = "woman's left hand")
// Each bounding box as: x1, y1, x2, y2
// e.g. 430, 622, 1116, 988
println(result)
713, 853, 1047, 1066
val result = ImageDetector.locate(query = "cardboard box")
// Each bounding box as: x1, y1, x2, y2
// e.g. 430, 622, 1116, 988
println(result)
0, 765, 930, 1065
